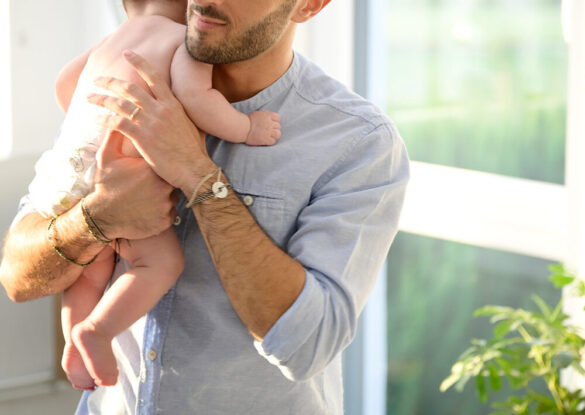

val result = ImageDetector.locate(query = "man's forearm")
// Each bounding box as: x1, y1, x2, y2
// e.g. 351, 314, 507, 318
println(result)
0, 202, 104, 302
191, 178, 306, 341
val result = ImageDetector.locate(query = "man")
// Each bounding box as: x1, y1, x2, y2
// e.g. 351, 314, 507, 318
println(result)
0, 0, 409, 413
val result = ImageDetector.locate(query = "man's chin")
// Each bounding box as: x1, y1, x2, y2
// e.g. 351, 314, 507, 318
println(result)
186, 43, 238, 65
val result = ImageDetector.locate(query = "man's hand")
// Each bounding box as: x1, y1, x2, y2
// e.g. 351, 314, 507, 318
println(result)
87, 50, 216, 196
85, 51, 306, 341
86, 131, 178, 241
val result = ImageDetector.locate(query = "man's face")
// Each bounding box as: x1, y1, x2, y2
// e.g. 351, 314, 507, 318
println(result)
185, 0, 298, 64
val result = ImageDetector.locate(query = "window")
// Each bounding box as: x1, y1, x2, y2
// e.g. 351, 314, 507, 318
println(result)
346, 0, 585, 414
384, 0, 567, 184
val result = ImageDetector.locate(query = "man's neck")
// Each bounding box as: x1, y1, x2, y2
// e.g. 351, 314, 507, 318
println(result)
211, 25, 296, 103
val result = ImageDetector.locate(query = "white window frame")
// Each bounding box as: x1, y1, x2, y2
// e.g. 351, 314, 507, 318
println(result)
559, 0, 585, 391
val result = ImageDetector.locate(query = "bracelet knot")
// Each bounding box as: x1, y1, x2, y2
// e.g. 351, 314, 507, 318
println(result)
186, 168, 231, 208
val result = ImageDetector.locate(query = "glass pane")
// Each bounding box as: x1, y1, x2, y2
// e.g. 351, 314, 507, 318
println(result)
381, 0, 567, 183
385, 232, 560, 415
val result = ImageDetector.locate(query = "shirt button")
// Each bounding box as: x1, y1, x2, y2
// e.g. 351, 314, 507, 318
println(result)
173, 215, 182, 226
147, 350, 158, 361
242, 195, 254, 206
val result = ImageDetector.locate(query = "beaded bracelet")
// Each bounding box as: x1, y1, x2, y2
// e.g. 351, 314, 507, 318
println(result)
47, 216, 98, 267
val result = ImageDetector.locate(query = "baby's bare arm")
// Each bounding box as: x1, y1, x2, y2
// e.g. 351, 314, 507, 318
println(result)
170, 44, 280, 145
55, 48, 92, 112
55, 36, 111, 112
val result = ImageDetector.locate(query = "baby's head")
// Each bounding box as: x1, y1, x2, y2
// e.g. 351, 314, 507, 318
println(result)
122, 0, 188, 24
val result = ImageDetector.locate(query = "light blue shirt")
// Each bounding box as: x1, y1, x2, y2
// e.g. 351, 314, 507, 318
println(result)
16, 52, 409, 414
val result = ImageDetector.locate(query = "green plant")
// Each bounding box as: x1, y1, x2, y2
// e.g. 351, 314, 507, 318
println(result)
440, 265, 585, 414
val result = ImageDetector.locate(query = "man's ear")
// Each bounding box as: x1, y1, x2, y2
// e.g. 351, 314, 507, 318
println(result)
291, 0, 332, 23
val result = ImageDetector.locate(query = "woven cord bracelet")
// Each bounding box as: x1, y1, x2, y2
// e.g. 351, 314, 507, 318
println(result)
80, 197, 113, 244
47, 216, 98, 267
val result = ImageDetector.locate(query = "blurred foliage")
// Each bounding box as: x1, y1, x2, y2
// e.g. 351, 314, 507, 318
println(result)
384, 0, 567, 183
441, 266, 585, 414
386, 234, 559, 415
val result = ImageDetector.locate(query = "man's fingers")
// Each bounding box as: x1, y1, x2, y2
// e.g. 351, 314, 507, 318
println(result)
94, 114, 144, 156
87, 93, 142, 121
123, 50, 174, 101
92, 77, 152, 110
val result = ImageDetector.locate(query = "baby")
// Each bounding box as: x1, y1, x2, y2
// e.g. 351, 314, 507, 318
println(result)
29, 0, 280, 390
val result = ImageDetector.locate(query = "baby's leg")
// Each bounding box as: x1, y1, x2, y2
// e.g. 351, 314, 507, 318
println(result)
61, 247, 115, 390
72, 228, 184, 386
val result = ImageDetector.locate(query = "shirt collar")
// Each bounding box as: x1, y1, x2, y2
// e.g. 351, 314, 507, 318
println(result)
231, 51, 301, 113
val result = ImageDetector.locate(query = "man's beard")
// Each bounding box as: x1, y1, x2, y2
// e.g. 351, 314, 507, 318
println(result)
186, 0, 297, 64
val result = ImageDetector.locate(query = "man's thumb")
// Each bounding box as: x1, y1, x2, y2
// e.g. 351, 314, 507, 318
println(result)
97, 131, 125, 168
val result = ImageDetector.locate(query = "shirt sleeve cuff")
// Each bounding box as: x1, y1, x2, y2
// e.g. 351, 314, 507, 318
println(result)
9, 194, 35, 231
254, 269, 324, 367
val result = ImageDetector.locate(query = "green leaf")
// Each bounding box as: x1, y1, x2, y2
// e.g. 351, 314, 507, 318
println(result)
439, 361, 469, 392
530, 294, 552, 319
575, 280, 585, 297
548, 263, 566, 274
549, 299, 564, 323
551, 351, 575, 369
474, 305, 515, 317
488, 363, 502, 391
550, 274, 575, 288
476, 375, 488, 403
494, 320, 514, 338
455, 373, 472, 392
440, 374, 458, 392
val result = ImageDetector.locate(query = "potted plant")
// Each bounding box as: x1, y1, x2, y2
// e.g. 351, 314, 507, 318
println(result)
440, 265, 585, 414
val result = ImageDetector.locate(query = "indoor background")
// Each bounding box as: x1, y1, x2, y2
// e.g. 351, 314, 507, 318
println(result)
1, 0, 584, 414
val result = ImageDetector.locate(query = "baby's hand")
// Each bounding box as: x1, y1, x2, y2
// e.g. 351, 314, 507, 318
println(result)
246, 111, 281, 146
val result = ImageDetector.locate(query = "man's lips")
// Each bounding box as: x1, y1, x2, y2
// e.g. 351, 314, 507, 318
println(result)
191, 11, 228, 30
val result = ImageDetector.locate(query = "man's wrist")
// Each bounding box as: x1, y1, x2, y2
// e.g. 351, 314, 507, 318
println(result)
185, 168, 232, 208
80, 192, 119, 240
51, 200, 107, 265
180, 160, 220, 202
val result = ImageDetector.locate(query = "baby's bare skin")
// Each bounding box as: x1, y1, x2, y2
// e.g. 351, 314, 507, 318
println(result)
58, 11, 280, 390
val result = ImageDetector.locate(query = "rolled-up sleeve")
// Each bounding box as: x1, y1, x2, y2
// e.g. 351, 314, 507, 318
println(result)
254, 122, 410, 381
10, 194, 35, 230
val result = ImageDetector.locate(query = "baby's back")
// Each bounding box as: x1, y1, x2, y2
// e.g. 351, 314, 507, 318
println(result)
81, 15, 185, 90
58, 15, 186, 161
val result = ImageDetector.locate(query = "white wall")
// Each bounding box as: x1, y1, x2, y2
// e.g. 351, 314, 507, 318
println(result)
0, 0, 118, 409
7, 0, 118, 159
293, 0, 354, 88
0, 0, 360, 412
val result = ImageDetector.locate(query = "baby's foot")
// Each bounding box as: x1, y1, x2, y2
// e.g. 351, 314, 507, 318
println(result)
246, 111, 281, 146
71, 321, 118, 387
61, 342, 96, 390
